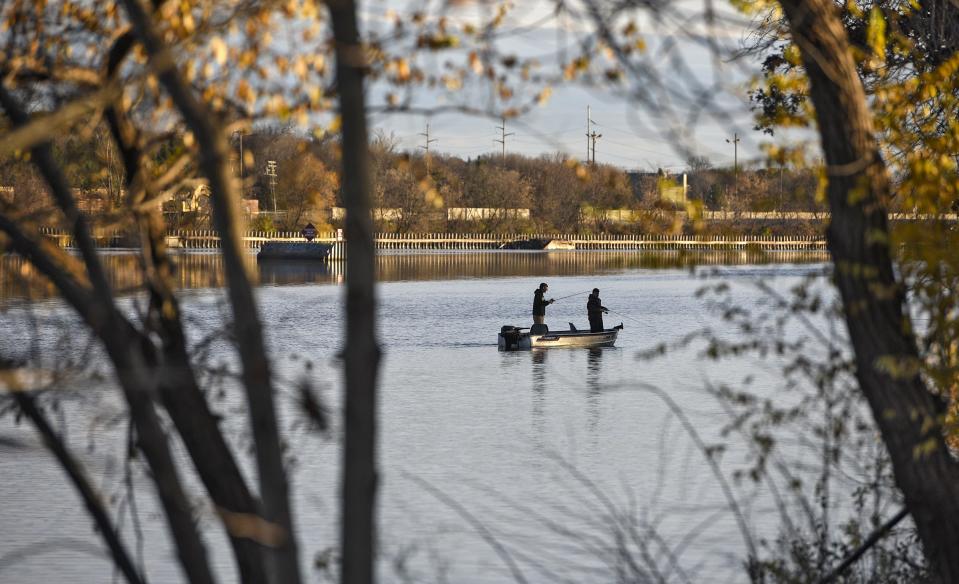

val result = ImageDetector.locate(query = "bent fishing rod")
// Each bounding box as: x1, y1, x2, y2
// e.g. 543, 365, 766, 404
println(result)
604, 307, 646, 327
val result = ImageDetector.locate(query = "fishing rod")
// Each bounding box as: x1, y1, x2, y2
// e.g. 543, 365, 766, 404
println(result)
604, 307, 646, 327
550, 290, 593, 302
550, 291, 645, 326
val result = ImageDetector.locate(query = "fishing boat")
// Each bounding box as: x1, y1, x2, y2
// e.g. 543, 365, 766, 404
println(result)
498, 323, 623, 351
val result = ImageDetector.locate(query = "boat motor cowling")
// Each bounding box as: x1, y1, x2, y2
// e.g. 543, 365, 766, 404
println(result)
499, 325, 524, 350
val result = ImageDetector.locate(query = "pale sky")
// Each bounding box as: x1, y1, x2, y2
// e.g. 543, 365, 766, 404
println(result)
361, 0, 781, 171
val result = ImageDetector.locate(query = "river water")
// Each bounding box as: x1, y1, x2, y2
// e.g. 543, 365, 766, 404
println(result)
0, 251, 835, 583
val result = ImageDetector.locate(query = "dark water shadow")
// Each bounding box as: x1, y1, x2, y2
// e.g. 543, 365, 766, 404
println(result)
257, 260, 337, 286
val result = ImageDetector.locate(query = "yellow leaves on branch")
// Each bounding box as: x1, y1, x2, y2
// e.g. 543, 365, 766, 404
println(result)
237, 79, 256, 107
783, 44, 801, 66
437, 74, 460, 91
210, 37, 228, 66
563, 56, 590, 81
416, 34, 460, 50
873, 52, 959, 212
490, 2, 512, 30
535, 87, 552, 106
282, 0, 320, 19
327, 116, 341, 134
729, 0, 779, 16
866, 7, 887, 65
468, 51, 483, 75
387, 58, 412, 83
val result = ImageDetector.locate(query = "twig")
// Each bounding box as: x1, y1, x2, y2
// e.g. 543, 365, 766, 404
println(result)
12, 391, 147, 584
404, 472, 530, 584
817, 507, 909, 584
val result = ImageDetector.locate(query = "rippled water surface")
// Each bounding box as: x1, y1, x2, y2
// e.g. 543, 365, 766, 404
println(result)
0, 251, 830, 583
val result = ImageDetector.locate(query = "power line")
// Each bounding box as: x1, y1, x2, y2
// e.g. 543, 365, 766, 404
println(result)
592, 121, 674, 144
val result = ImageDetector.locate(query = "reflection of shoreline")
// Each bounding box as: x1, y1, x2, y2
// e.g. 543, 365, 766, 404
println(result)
258, 260, 338, 286
0, 250, 828, 302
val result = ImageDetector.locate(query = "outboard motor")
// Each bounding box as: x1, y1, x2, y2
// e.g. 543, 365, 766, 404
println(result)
499, 325, 524, 351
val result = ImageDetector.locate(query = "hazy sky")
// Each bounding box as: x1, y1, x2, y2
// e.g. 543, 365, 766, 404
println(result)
361, 0, 778, 171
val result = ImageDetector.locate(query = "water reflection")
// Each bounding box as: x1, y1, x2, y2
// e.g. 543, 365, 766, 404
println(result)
257, 260, 335, 286
586, 348, 604, 432
0, 249, 828, 302
531, 349, 548, 439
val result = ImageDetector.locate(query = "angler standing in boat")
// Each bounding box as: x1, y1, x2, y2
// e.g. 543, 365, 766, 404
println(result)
587, 288, 609, 332
532, 282, 555, 325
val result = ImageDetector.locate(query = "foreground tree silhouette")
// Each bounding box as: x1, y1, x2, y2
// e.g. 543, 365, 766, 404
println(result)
774, 2, 959, 579
0, 0, 378, 582
325, 1, 380, 583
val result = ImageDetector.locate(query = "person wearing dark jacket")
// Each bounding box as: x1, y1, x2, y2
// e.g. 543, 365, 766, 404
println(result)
532, 282, 554, 325
587, 288, 609, 332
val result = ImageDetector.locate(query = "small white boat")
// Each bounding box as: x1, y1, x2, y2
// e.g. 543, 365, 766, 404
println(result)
498, 323, 623, 351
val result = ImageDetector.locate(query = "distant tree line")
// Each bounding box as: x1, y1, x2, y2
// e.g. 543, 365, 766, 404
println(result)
1, 122, 829, 235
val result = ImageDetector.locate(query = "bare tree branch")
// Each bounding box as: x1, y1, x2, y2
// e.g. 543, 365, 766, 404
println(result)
10, 390, 146, 584
102, 44, 269, 581
117, 2, 301, 582
0, 84, 116, 310
0, 83, 122, 158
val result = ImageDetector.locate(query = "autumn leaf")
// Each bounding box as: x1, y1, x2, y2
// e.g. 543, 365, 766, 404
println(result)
866, 7, 887, 62
210, 36, 228, 66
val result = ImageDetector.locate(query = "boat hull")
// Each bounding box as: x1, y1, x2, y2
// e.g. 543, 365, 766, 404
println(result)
498, 325, 621, 350
530, 329, 618, 348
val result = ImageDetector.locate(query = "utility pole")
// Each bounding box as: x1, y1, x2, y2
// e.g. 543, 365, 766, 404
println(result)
494, 117, 514, 160
586, 105, 591, 163
586, 105, 601, 165
726, 132, 740, 197
779, 162, 784, 211
266, 159, 277, 212
419, 122, 438, 173
589, 130, 602, 165
233, 131, 245, 196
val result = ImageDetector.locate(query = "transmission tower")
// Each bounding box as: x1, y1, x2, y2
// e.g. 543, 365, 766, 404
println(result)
494, 117, 515, 160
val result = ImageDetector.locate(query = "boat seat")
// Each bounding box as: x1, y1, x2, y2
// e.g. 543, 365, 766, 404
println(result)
530, 323, 549, 335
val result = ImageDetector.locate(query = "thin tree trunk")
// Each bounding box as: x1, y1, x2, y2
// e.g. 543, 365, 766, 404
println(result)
118, 3, 301, 582
13, 392, 146, 584
325, 2, 381, 584
778, 1, 959, 580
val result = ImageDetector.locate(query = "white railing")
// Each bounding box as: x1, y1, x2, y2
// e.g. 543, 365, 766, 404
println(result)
38, 227, 829, 255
